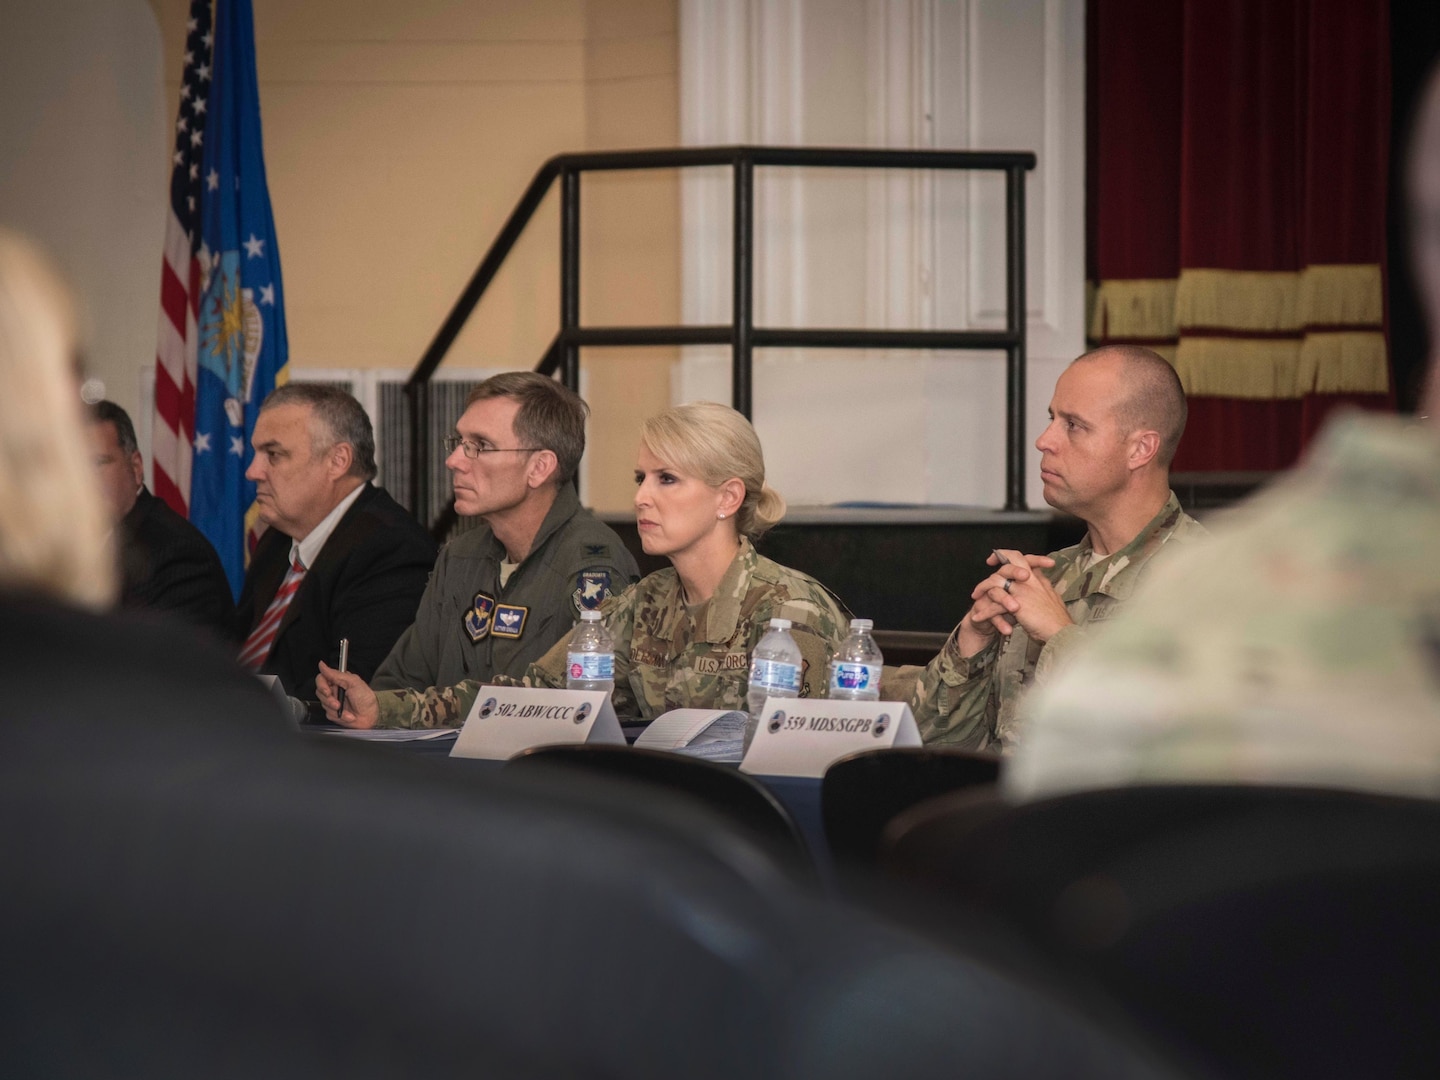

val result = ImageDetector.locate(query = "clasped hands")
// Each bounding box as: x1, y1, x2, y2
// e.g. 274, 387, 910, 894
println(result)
954, 548, 1073, 658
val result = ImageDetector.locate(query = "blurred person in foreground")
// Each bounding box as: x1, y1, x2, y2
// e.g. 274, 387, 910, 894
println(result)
0, 234, 113, 613
0, 226, 283, 732
1005, 69, 1440, 802
89, 399, 235, 637
316, 401, 850, 729
888, 346, 1206, 752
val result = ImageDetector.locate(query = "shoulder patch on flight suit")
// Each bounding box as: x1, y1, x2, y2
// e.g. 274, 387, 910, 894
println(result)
492, 603, 529, 639
574, 569, 612, 613
464, 592, 496, 643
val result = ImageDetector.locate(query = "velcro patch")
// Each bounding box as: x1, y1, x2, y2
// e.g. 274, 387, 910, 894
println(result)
573, 569, 612, 613
492, 603, 529, 639
464, 591, 496, 643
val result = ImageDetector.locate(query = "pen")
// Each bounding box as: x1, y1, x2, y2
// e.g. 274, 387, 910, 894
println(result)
991, 548, 1009, 565
336, 637, 350, 717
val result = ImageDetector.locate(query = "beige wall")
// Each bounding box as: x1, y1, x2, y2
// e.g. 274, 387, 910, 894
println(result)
580, 0, 679, 508
148, 0, 677, 510
0, 1, 168, 431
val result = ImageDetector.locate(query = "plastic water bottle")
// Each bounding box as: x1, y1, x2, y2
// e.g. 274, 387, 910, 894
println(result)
566, 610, 615, 693
747, 618, 803, 745
828, 618, 883, 700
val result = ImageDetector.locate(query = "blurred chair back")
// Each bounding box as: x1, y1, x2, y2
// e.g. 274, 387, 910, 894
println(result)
822, 747, 1000, 866
507, 743, 817, 884
0, 598, 1191, 1080
884, 783, 1440, 1080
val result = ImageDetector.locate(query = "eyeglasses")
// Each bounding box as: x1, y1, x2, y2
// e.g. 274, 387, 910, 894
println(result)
443, 435, 542, 459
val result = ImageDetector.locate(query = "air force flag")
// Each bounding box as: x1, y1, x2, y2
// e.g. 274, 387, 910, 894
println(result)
190, 0, 288, 594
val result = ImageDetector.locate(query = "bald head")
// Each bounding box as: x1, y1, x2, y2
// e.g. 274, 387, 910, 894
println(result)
1072, 345, 1188, 467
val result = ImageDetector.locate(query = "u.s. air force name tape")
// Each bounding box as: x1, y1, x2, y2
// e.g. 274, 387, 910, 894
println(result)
739, 699, 920, 779
450, 686, 623, 761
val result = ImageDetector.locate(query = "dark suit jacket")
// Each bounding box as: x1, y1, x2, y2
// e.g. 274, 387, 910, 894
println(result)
119, 487, 236, 638
236, 483, 437, 700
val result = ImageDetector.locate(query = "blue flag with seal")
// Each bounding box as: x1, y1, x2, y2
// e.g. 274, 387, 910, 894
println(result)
191, 0, 288, 596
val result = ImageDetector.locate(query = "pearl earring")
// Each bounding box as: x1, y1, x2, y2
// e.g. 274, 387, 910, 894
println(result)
717, 511, 726, 519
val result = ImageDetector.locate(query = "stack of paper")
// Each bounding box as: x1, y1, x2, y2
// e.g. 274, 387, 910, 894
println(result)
635, 709, 747, 763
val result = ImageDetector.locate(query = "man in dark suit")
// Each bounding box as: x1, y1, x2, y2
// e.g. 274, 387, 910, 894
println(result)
235, 384, 437, 700
90, 401, 235, 638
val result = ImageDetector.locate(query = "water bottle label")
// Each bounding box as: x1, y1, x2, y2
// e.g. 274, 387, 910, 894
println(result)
568, 652, 614, 681
830, 662, 880, 693
750, 658, 801, 693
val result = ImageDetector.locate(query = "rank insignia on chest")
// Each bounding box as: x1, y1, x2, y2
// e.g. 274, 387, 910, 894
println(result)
573, 569, 612, 613
463, 591, 496, 643
492, 603, 530, 639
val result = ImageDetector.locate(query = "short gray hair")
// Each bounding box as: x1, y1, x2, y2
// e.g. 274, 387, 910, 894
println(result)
259, 383, 377, 480
464, 372, 588, 485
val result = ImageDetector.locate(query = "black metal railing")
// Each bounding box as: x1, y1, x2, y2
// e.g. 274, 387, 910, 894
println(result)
407, 145, 1037, 522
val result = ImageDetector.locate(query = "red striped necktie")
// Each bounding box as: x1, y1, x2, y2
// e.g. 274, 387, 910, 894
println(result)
239, 555, 306, 671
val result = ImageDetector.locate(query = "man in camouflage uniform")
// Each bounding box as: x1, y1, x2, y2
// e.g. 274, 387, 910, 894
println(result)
888, 345, 1206, 750
322, 538, 849, 729
1006, 67, 1440, 801
369, 373, 638, 693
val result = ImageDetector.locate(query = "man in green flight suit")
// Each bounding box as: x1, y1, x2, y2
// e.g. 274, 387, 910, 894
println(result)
370, 372, 638, 692
888, 345, 1207, 751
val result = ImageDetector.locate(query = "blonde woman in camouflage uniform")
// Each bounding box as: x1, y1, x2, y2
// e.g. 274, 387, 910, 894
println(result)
318, 402, 850, 729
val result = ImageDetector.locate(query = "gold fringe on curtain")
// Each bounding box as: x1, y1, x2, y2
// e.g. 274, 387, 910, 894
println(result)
1088, 278, 1177, 340
1175, 337, 1305, 398
1176, 332, 1389, 398
1298, 264, 1384, 327
1301, 331, 1390, 394
1176, 269, 1301, 331
1094, 266, 1388, 397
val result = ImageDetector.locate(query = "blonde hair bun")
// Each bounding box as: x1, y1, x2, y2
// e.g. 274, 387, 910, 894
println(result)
639, 401, 784, 539
753, 483, 786, 532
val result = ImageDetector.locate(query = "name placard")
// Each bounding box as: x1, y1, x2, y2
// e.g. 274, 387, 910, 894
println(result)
739, 699, 920, 779
450, 687, 624, 761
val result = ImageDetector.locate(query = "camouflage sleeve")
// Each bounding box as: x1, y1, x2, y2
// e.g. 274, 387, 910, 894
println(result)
789, 623, 837, 699
1032, 622, 1090, 684
511, 636, 567, 689
905, 627, 1000, 748
507, 586, 641, 717
374, 681, 482, 730
770, 591, 848, 700
602, 588, 640, 717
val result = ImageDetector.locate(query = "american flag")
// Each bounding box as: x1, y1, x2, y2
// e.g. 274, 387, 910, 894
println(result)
152, 0, 288, 593
151, 0, 214, 514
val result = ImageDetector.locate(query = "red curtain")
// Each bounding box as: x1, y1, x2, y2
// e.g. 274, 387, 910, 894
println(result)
1090, 0, 1392, 472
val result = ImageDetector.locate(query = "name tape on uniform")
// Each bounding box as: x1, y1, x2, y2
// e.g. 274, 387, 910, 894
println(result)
739, 698, 920, 779
450, 687, 624, 761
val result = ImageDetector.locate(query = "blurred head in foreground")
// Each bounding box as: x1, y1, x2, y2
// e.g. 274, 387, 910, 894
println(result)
0, 230, 114, 608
